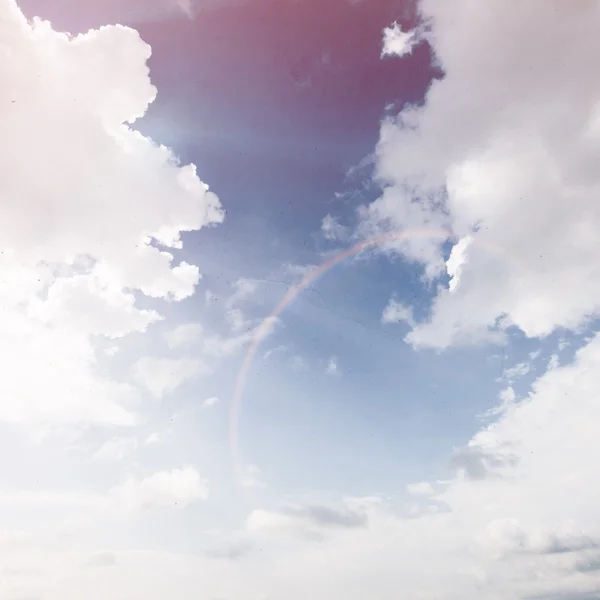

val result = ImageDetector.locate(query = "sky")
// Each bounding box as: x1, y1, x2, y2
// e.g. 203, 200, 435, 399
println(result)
2, 0, 600, 598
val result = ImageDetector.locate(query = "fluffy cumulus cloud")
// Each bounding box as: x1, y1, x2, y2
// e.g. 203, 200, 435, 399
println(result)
192, 338, 598, 598
321, 214, 348, 241
4, 1, 600, 599
110, 467, 209, 511
368, 0, 600, 350
0, 3, 218, 595
0, 0, 222, 427
381, 298, 414, 325
381, 21, 425, 59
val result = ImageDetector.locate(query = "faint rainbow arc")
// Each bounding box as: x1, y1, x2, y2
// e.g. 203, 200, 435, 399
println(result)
228, 227, 518, 486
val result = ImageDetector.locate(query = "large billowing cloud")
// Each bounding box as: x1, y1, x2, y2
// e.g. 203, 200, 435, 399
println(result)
88, 336, 596, 599
0, 0, 222, 427
5, 328, 600, 597
3, 1, 600, 599
369, 0, 600, 349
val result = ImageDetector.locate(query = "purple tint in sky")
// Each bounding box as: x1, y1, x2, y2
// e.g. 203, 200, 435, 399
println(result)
19, 0, 436, 280
137, 0, 435, 273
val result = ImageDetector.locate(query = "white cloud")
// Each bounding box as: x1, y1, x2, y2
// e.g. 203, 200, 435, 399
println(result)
0, 0, 222, 428
4, 327, 600, 595
547, 353, 561, 371
529, 349, 542, 361
110, 467, 209, 512
31, 274, 162, 338
321, 214, 348, 241
446, 236, 472, 293
226, 278, 258, 309
247, 502, 368, 538
501, 362, 531, 382
131, 357, 209, 399
365, 0, 600, 349
165, 322, 203, 349
406, 481, 434, 497
226, 307, 249, 333
325, 356, 339, 375
202, 330, 253, 358
263, 344, 290, 361
202, 316, 280, 359
0, 313, 138, 426
240, 464, 265, 489
236, 335, 600, 597
144, 432, 162, 445
4, 2, 600, 600
94, 437, 138, 461
202, 396, 220, 408
2, 466, 208, 514
381, 299, 414, 325
381, 22, 424, 58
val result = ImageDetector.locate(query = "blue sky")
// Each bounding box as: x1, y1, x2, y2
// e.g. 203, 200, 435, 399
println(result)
126, 0, 500, 500
4, 0, 600, 598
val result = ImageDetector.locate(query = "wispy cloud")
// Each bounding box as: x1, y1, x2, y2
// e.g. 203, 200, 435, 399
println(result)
202, 396, 220, 408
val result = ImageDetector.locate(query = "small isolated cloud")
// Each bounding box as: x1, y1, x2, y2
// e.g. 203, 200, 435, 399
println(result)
321, 214, 348, 241
381, 299, 414, 325
110, 467, 209, 512
202, 396, 220, 409
325, 356, 339, 375
406, 481, 435, 497
225, 308, 248, 333
501, 361, 531, 382
144, 432, 162, 445
381, 22, 424, 58
241, 464, 266, 489
94, 437, 138, 461
165, 323, 203, 349
131, 357, 209, 399
529, 349, 542, 361
263, 344, 290, 361
548, 353, 560, 371
226, 278, 258, 309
